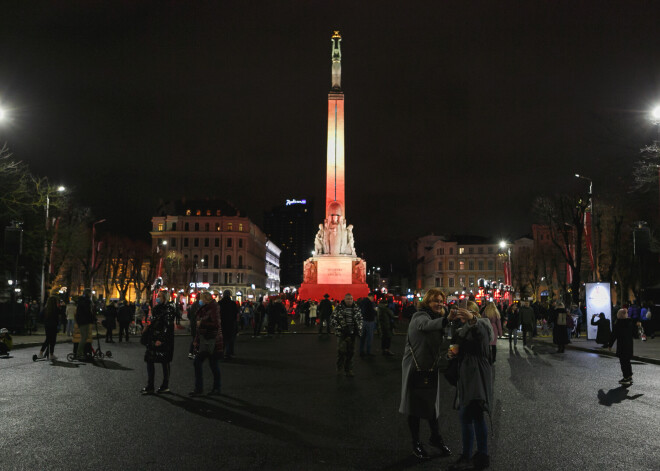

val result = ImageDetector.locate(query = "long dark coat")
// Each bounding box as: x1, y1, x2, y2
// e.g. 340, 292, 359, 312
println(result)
455, 318, 494, 413
399, 309, 447, 418
607, 318, 634, 358
219, 297, 239, 336
552, 308, 570, 345
144, 302, 176, 363
104, 305, 117, 330
591, 316, 611, 345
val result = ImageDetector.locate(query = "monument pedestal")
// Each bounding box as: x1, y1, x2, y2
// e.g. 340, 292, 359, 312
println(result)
298, 256, 369, 301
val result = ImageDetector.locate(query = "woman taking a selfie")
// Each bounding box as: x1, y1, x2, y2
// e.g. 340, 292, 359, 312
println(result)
399, 288, 452, 460
448, 301, 494, 470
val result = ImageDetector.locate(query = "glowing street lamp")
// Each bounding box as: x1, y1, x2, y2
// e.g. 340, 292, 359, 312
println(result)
0, 107, 6, 122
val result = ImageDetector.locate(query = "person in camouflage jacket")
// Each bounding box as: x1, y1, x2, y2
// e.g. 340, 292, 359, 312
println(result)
331, 294, 364, 377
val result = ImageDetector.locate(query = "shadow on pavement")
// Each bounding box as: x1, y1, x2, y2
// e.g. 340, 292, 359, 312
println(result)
597, 386, 644, 406
379, 454, 445, 470
49, 359, 84, 368
90, 360, 133, 371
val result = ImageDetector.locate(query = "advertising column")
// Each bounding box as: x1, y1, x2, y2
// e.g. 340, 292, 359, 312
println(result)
585, 282, 611, 340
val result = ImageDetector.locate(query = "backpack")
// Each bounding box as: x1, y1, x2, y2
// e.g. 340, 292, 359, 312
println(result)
556, 312, 567, 326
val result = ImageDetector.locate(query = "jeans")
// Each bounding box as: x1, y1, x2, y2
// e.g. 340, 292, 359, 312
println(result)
337, 336, 356, 372
77, 324, 91, 359
360, 321, 376, 354
146, 361, 170, 389
66, 319, 75, 336
194, 351, 221, 392
508, 328, 518, 346
459, 402, 488, 457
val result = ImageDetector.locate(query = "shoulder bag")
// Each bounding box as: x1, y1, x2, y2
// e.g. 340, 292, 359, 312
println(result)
408, 340, 439, 391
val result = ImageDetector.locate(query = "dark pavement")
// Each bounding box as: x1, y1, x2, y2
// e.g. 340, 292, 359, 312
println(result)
1, 331, 659, 471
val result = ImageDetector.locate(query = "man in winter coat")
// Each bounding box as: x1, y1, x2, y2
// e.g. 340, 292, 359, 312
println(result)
190, 291, 223, 396
318, 294, 333, 334
117, 302, 132, 342
330, 294, 363, 376
519, 301, 536, 348
219, 290, 238, 360
359, 293, 378, 357
75, 290, 95, 361
188, 299, 200, 359
605, 309, 635, 386
104, 302, 117, 343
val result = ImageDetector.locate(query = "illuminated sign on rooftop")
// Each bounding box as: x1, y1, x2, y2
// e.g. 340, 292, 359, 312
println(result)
286, 199, 307, 206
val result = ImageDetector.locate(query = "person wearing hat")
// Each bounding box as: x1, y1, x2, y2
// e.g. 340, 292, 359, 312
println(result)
219, 290, 238, 360
318, 293, 334, 334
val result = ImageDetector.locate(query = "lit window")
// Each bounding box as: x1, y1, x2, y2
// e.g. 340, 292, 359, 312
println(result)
196, 210, 201, 216
228, 223, 233, 231
459, 247, 465, 255
215, 223, 221, 232
186, 209, 191, 216
239, 223, 243, 232
459, 277, 465, 286
158, 223, 164, 231
206, 210, 211, 216
459, 260, 465, 270
216, 210, 221, 216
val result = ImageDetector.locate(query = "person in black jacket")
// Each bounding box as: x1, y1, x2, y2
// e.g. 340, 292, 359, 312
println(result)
252, 297, 266, 337
75, 290, 95, 361
318, 294, 333, 334
37, 296, 60, 360
117, 302, 132, 342
591, 312, 611, 348
605, 308, 635, 386
142, 291, 176, 394
219, 290, 238, 360
104, 302, 117, 343
506, 304, 520, 348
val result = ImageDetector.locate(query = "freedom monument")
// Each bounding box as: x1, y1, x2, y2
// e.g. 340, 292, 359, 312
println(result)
298, 31, 370, 301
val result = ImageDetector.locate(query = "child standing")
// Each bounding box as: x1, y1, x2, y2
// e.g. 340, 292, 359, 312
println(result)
606, 308, 634, 386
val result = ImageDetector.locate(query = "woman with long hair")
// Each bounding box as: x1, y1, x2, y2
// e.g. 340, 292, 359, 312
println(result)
399, 288, 452, 460
141, 291, 176, 395
483, 303, 502, 363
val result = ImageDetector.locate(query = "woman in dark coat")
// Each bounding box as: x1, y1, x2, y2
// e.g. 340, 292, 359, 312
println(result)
399, 288, 451, 460
190, 291, 223, 396
551, 302, 570, 352
606, 309, 634, 385
37, 297, 60, 360
104, 302, 117, 343
591, 312, 611, 347
141, 291, 176, 394
448, 302, 494, 470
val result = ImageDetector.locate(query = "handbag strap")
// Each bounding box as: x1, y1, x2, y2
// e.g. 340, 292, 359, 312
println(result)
407, 339, 439, 372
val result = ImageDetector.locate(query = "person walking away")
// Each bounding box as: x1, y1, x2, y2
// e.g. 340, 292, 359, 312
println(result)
37, 296, 60, 360
188, 298, 200, 359
190, 291, 223, 396
519, 301, 535, 348
506, 304, 520, 348
117, 302, 132, 342
141, 291, 176, 395
318, 294, 333, 334
447, 301, 494, 470
104, 302, 117, 343
359, 293, 378, 357
267, 297, 287, 336
551, 302, 570, 353
0, 328, 13, 356
591, 312, 611, 348
219, 290, 238, 360
65, 300, 76, 336
641, 302, 654, 339
605, 309, 635, 386
252, 297, 266, 337
377, 298, 396, 356
308, 301, 318, 330
483, 302, 502, 363
399, 288, 453, 460
330, 294, 363, 377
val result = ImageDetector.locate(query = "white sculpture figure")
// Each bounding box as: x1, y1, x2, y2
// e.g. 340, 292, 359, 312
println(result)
314, 224, 325, 255
325, 214, 345, 255
339, 218, 348, 255
346, 224, 356, 256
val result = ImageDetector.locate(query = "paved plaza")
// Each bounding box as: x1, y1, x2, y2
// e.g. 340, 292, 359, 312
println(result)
2, 328, 659, 470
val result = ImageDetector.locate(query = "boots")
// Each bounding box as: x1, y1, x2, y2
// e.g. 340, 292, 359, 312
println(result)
429, 434, 452, 456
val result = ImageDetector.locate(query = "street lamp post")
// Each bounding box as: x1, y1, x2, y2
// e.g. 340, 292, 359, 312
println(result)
40, 186, 66, 308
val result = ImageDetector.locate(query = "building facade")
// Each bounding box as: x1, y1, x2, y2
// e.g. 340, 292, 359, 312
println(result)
150, 199, 280, 301
263, 198, 314, 286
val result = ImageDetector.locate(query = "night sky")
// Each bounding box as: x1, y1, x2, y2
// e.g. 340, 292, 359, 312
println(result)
2, 1, 660, 271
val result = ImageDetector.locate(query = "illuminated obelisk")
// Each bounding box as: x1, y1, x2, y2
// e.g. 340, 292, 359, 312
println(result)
299, 31, 369, 301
